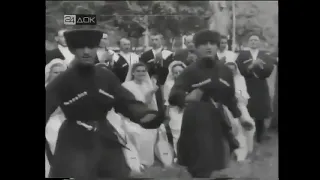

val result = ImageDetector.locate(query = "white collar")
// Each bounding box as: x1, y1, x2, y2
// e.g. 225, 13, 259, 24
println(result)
249, 48, 259, 53
152, 47, 163, 55
249, 48, 259, 60
120, 51, 131, 63
218, 48, 227, 54
120, 51, 131, 56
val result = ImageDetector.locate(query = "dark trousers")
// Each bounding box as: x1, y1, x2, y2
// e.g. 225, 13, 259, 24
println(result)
50, 121, 130, 180
254, 119, 265, 143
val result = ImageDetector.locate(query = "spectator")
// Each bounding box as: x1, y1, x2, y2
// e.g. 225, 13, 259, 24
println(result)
46, 29, 75, 66
235, 33, 274, 143
217, 35, 237, 63
121, 62, 159, 168
173, 34, 197, 66
112, 38, 139, 83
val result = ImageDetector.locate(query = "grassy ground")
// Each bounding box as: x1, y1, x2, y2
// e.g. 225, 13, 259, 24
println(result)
135, 131, 278, 180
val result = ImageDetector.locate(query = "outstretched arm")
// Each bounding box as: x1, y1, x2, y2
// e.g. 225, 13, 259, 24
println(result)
236, 52, 254, 78
169, 67, 202, 108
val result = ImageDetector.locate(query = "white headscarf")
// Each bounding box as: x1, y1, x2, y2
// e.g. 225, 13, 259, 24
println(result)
163, 61, 187, 105
45, 58, 67, 86
225, 61, 250, 101
123, 63, 158, 110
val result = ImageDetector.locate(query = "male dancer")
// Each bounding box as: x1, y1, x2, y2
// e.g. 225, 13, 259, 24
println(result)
46, 28, 163, 179
46, 29, 75, 66
169, 30, 252, 178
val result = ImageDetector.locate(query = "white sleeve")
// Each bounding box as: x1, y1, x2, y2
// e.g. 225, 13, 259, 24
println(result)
163, 83, 171, 106
238, 76, 250, 100
162, 50, 173, 60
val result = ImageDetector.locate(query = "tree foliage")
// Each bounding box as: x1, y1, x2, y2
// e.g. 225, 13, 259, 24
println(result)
46, 1, 278, 49
232, 1, 278, 48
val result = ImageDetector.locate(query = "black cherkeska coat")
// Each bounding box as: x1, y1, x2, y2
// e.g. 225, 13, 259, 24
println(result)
140, 48, 174, 113
46, 63, 164, 179
169, 57, 241, 178
236, 50, 274, 120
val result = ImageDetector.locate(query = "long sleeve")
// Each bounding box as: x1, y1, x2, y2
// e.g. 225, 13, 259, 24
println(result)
46, 77, 63, 124
140, 52, 156, 78
252, 54, 275, 79
163, 82, 172, 106
237, 76, 250, 101
108, 70, 163, 129
112, 64, 125, 83
220, 68, 242, 118
236, 51, 254, 78
168, 68, 193, 108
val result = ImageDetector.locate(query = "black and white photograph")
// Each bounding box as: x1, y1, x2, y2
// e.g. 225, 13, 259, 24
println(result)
45, 1, 278, 179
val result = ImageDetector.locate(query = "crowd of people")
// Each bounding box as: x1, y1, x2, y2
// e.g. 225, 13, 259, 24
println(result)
45, 26, 278, 179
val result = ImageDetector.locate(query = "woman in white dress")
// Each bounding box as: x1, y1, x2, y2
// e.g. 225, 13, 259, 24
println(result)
225, 61, 256, 162
163, 61, 187, 155
120, 62, 159, 168
45, 59, 67, 177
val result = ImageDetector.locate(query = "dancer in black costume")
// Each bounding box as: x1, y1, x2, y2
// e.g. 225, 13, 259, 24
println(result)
46, 29, 164, 180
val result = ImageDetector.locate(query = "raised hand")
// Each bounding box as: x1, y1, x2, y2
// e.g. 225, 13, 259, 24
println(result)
254, 58, 266, 69
151, 77, 159, 92
187, 52, 197, 63
239, 116, 254, 131
220, 56, 227, 63
103, 51, 115, 66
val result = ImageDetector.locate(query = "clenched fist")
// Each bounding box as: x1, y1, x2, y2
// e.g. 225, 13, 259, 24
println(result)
186, 52, 197, 64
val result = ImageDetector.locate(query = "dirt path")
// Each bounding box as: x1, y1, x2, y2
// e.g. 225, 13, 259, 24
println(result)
137, 132, 278, 180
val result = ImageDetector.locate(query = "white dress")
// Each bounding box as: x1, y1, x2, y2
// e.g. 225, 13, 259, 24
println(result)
45, 59, 67, 177
45, 152, 50, 177
164, 80, 183, 154
121, 81, 158, 167
45, 107, 65, 177
163, 61, 187, 155
45, 108, 65, 153
224, 73, 256, 161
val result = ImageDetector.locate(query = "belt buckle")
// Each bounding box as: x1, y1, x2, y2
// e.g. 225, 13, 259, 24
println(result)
76, 121, 98, 132
91, 121, 98, 132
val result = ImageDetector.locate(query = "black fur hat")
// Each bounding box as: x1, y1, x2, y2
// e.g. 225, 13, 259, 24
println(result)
64, 29, 103, 50
193, 29, 221, 48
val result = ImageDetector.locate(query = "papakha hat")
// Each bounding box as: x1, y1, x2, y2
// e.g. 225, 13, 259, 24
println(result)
64, 29, 103, 50
193, 29, 221, 48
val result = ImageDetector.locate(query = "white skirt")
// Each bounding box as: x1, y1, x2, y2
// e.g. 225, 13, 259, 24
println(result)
122, 117, 157, 167
45, 152, 50, 177
223, 105, 256, 161
168, 107, 184, 154
45, 115, 64, 153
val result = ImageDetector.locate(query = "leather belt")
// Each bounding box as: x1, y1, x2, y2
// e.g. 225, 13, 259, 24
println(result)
75, 120, 128, 149
76, 121, 98, 132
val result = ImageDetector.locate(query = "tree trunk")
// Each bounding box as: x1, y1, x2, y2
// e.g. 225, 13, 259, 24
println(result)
144, 27, 149, 47
208, 1, 230, 36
